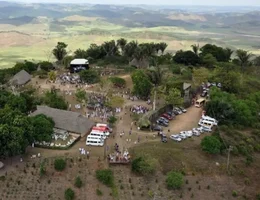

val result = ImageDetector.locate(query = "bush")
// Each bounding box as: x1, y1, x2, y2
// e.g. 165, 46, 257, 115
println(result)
201, 136, 222, 154
74, 176, 83, 188
54, 158, 66, 171
65, 188, 75, 200
79, 69, 100, 84
107, 116, 117, 126
40, 162, 46, 177
172, 65, 181, 74
232, 190, 238, 197
109, 77, 126, 88
96, 169, 114, 187
166, 171, 184, 189
131, 156, 157, 176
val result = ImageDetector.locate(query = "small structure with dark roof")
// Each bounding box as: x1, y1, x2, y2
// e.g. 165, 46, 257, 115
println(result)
31, 106, 95, 137
9, 70, 32, 86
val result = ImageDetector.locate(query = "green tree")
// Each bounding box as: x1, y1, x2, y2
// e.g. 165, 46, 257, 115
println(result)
165, 88, 183, 107
236, 49, 252, 71
166, 171, 184, 189
124, 40, 139, 61
200, 44, 232, 62
101, 40, 119, 57
62, 56, 74, 69
74, 176, 83, 188
191, 44, 200, 56
107, 116, 117, 126
79, 69, 100, 84
48, 71, 56, 82
52, 42, 68, 62
74, 49, 88, 59
192, 68, 209, 87
131, 70, 153, 99
30, 114, 54, 142
65, 188, 75, 200
38, 61, 54, 72
131, 156, 157, 176
117, 38, 127, 54
54, 158, 66, 171
159, 42, 168, 54
201, 136, 222, 154
96, 169, 114, 187
75, 89, 87, 102
173, 50, 200, 66
43, 89, 68, 110
253, 56, 260, 66
106, 96, 124, 109
108, 77, 126, 88
202, 53, 217, 68
86, 44, 106, 60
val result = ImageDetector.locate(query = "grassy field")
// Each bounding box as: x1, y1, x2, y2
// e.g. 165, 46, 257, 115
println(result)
1, 18, 260, 69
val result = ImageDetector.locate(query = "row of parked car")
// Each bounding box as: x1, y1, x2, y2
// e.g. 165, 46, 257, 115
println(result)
169, 115, 218, 142
155, 107, 187, 127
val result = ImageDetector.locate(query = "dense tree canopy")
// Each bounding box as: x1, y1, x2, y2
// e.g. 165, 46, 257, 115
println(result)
173, 50, 200, 66
79, 69, 100, 84
43, 89, 68, 110
200, 44, 232, 62
201, 136, 222, 154
131, 70, 153, 99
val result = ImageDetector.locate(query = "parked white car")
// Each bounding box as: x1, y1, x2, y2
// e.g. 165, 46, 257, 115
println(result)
185, 131, 193, 137
201, 115, 218, 125
170, 135, 182, 142
192, 129, 200, 136
193, 127, 204, 133
201, 126, 213, 132
179, 133, 187, 139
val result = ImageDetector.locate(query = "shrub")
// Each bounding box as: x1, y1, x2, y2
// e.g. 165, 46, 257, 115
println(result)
131, 156, 157, 176
256, 193, 260, 200
64, 188, 75, 200
40, 162, 46, 177
172, 65, 181, 74
95, 169, 114, 187
74, 176, 83, 188
54, 158, 66, 171
232, 190, 238, 197
166, 171, 184, 189
96, 188, 103, 196
201, 136, 221, 154
109, 77, 126, 88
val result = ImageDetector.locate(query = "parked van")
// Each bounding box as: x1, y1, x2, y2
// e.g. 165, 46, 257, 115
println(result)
87, 135, 104, 141
201, 115, 218, 125
195, 98, 205, 108
92, 126, 110, 136
86, 137, 104, 146
89, 131, 107, 139
198, 119, 215, 127
201, 125, 213, 132
96, 123, 113, 133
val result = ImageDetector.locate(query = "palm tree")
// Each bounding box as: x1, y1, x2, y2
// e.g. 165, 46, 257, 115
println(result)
124, 40, 138, 61
225, 48, 233, 61
159, 42, 168, 54
101, 40, 118, 57
236, 49, 252, 71
52, 42, 68, 63
253, 56, 260, 66
117, 38, 127, 55
191, 44, 200, 56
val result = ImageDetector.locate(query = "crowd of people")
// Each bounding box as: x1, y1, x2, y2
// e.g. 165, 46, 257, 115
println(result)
108, 147, 130, 163
130, 105, 149, 114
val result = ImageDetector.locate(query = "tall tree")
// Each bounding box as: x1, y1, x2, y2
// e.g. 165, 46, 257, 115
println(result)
191, 44, 199, 56
101, 40, 119, 57
74, 49, 88, 59
124, 40, 139, 61
117, 38, 127, 54
236, 49, 252, 71
202, 53, 217, 68
253, 56, 260, 66
159, 42, 168, 54
165, 88, 183, 107
52, 42, 68, 62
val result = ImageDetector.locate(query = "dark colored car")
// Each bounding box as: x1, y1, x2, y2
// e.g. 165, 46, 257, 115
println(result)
178, 107, 187, 113
161, 134, 168, 143
161, 113, 173, 120
167, 111, 176, 118
156, 119, 168, 127
201, 91, 207, 97
159, 117, 169, 123
151, 125, 163, 131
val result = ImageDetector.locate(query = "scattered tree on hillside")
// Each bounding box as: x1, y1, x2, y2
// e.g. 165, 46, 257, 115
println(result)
201, 136, 222, 154
74, 49, 88, 59
200, 44, 232, 62
52, 42, 68, 62
165, 88, 183, 107
166, 171, 184, 189
48, 71, 56, 82
43, 89, 68, 110
75, 89, 87, 102
101, 40, 119, 57
124, 40, 139, 61
62, 56, 74, 69
159, 42, 168, 54
191, 44, 200, 56
202, 53, 217, 68
253, 56, 260, 66
192, 68, 209, 87
131, 70, 153, 99
117, 38, 128, 53
79, 69, 100, 84
131, 156, 157, 176
236, 49, 252, 71
30, 114, 54, 142
38, 61, 54, 72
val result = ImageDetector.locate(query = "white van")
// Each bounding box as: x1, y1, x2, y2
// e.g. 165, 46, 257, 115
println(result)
195, 99, 205, 108
86, 137, 104, 146
201, 115, 218, 125
201, 125, 213, 132
89, 131, 107, 139
198, 119, 215, 127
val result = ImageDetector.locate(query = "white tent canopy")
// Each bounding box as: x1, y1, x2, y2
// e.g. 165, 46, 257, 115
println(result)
70, 59, 89, 65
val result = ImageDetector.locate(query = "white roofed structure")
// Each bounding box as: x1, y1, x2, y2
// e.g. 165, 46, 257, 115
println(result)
70, 59, 89, 65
